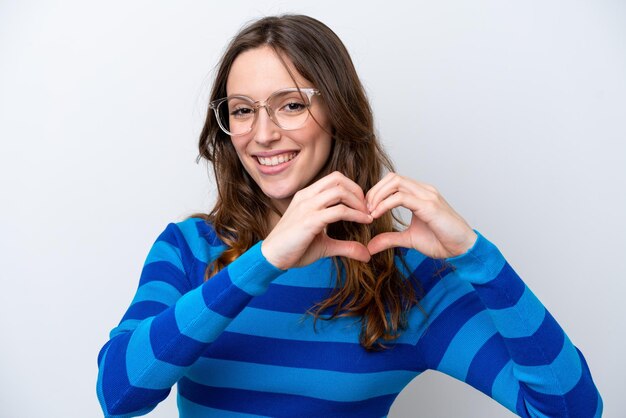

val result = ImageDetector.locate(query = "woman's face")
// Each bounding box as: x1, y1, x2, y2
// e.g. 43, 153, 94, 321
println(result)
226, 46, 333, 213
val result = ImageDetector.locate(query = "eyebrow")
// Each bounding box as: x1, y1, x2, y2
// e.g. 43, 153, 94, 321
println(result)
224, 87, 316, 101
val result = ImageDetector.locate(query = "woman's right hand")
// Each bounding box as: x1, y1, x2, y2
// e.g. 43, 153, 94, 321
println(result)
261, 171, 373, 270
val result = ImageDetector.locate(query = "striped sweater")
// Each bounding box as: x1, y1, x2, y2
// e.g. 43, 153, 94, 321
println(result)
96, 217, 602, 417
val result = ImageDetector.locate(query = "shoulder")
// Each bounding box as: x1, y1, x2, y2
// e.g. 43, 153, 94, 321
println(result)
157, 217, 227, 265
172, 217, 224, 246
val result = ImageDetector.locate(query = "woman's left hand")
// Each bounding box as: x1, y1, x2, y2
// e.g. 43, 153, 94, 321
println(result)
365, 173, 478, 259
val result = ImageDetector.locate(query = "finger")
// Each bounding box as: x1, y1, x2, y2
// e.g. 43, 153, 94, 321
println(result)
367, 231, 411, 255
314, 183, 369, 213
365, 172, 397, 209
319, 204, 374, 226
369, 191, 426, 219
300, 171, 365, 202
324, 237, 371, 263
367, 174, 436, 212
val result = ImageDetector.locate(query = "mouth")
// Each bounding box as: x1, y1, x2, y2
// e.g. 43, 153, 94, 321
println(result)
255, 151, 299, 167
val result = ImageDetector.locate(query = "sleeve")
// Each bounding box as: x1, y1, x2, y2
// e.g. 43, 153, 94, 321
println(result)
95, 223, 284, 418
422, 230, 602, 418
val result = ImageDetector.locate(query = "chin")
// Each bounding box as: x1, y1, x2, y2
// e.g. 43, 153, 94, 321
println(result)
260, 185, 296, 201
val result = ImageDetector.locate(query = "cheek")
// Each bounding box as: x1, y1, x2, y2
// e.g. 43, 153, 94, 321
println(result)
230, 138, 249, 161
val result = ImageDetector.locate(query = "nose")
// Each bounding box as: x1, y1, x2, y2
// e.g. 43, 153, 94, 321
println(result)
252, 105, 280, 145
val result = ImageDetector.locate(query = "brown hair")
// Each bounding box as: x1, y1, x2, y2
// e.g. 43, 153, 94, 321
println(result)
191, 14, 424, 351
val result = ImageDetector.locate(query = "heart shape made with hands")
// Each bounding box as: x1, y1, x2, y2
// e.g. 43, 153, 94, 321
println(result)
262, 172, 478, 270
343, 173, 477, 261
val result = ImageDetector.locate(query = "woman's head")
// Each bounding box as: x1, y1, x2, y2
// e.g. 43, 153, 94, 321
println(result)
223, 45, 334, 212
198, 14, 392, 211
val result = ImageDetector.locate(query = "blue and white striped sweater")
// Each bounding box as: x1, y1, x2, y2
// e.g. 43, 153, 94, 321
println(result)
96, 217, 602, 417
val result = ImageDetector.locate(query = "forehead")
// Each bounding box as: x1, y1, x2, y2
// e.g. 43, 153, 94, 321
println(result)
226, 46, 311, 99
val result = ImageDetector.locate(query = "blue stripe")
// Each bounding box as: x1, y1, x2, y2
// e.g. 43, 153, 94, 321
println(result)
488, 286, 546, 339
520, 360, 599, 418
131, 280, 182, 306
174, 286, 233, 344
126, 317, 186, 390
465, 333, 510, 397
417, 292, 486, 368
410, 255, 454, 296
178, 377, 397, 418
408, 270, 475, 344
515, 390, 529, 417
121, 300, 169, 322
159, 223, 201, 279
513, 335, 582, 395
138, 261, 190, 294
248, 283, 336, 314
202, 332, 425, 373
225, 307, 359, 343
222, 307, 418, 344
202, 269, 253, 318
176, 218, 222, 264
188, 259, 209, 288
395, 248, 438, 299
503, 310, 565, 366
271, 258, 337, 287
473, 263, 525, 309
186, 357, 416, 402
191, 218, 226, 247
436, 310, 497, 380
490, 360, 519, 414
101, 331, 169, 414
150, 307, 207, 367
145, 239, 184, 272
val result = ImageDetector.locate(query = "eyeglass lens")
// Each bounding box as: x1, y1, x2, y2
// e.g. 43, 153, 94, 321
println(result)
217, 90, 312, 135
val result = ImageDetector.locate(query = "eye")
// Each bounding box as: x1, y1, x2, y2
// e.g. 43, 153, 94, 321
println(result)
280, 101, 307, 113
230, 106, 254, 119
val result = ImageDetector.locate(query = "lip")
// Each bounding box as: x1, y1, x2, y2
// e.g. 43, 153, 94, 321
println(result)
253, 151, 299, 175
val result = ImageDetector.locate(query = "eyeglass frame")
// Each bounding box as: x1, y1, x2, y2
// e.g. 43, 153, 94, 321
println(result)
209, 87, 321, 136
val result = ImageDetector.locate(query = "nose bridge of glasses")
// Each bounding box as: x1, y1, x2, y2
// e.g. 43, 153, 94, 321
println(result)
253, 100, 278, 125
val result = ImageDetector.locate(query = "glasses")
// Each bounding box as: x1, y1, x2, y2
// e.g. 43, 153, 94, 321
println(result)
209, 87, 320, 136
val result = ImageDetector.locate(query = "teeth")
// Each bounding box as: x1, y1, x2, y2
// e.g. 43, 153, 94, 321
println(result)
257, 152, 297, 166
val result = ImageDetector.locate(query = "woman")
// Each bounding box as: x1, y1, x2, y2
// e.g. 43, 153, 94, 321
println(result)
96, 15, 602, 417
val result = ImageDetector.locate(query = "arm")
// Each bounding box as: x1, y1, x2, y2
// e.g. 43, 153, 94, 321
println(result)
429, 230, 603, 417
97, 172, 376, 417
96, 222, 283, 417
365, 173, 602, 417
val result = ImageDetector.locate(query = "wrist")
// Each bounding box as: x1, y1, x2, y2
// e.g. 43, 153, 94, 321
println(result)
456, 230, 478, 257
260, 240, 288, 271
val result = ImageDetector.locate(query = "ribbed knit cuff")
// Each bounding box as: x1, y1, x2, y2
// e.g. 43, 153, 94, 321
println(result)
227, 241, 285, 296
445, 230, 507, 284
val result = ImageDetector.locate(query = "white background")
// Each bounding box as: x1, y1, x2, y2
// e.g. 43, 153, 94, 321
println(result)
1, 1, 624, 417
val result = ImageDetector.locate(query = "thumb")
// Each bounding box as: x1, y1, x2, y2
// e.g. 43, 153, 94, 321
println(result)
323, 237, 371, 263
367, 231, 410, 255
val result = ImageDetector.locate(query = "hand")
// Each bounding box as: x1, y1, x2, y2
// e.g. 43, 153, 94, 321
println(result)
261, 171, 373, 270
365, 173, 478, 259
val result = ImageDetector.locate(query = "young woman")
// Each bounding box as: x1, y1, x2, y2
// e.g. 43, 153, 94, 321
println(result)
96, 15, 602, 417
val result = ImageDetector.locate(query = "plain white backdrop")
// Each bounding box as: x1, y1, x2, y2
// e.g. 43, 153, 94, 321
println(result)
1, 1, 624, 417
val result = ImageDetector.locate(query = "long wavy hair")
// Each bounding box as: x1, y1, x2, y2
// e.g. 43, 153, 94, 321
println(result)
191, 14, 424, 351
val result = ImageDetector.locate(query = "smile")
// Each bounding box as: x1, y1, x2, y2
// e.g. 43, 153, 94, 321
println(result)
256, 152, 298, 166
